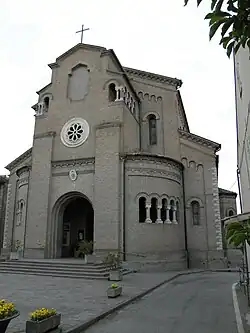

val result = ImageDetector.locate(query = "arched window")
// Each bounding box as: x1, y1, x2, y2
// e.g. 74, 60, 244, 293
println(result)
148, 115, 157, 145
44, 97, 50, 110
228, 209, 234, 217
161, 199, 167, 222
191, 201, 200, 225
108, 83, 117, 102
169, 199, 174, 222
150, 197, 158, 223
176, 201, 180, 222
139, 197, 146, 223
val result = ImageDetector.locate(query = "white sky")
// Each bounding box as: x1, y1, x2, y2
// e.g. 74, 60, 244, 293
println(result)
0, 1, 238, 197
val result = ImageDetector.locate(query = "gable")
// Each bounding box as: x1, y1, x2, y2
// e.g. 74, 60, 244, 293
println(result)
5, 148, 32, 173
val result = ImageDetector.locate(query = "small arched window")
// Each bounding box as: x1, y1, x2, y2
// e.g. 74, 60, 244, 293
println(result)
108, 83, 117, 102
191, 201, 200, 225
161, 199, 167, 222
44, 97, 50, 111
169, 199, 175, 222
150, 197, 158, 223
139, 197, 146, 223
148, 115, 157, 145
176, 201, 180, 222
228, 209, 234, 217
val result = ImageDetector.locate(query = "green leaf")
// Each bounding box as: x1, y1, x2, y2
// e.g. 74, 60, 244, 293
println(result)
215, 0, 224, 11
209, 20, 227, 40
221, 19, 234, 37
211, 0, 218, 10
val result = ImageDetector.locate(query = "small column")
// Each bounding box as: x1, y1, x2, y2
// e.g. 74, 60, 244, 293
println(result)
166, 205, 171, 224
156, 205, 163, 224
172, 207, 178, 224
145, 204, 152, 223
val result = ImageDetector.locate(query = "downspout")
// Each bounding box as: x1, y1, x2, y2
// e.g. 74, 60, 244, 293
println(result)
182, 167, 190, 269
122, 156, 126, 261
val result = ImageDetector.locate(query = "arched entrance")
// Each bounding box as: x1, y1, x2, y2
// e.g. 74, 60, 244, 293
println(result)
61, 195, 94, 258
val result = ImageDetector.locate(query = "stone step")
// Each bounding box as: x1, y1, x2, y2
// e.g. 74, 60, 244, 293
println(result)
0, 269, 108, 279
0, 264, 109, 274
0, 260, 131, 279
1, 262, 109, 271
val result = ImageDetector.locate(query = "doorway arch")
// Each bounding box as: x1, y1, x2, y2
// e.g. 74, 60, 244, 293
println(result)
51, 192, 94, 258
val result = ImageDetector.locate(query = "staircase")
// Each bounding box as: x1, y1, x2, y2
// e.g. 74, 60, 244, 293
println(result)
0, 259, 130, 280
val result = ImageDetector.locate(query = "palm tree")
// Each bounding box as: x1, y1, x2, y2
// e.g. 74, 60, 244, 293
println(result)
225, 220, 250, 252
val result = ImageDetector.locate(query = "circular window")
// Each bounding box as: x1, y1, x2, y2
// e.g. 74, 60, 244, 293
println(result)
60, 118, 89, 148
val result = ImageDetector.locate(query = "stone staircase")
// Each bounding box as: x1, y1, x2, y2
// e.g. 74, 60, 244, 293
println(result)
0, 259, 130, 280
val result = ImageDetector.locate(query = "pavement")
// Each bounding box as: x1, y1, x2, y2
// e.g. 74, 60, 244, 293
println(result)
84, 272, 238, 333
1, 270, 239, 333
2, 271, 181, 333
233, 282, 250, 333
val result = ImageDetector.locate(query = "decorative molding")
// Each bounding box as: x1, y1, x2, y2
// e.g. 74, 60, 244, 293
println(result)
18, 177, 29, 188
176, 91, 189, 132
126, 167, 182, 183
142, 111, 160, 121
34, 131, 56, 140
179, 129, 221, 152
124, 67, 182, 88
52, 157, 95, 169
52, 169, 94, 177
124, 153, 183, 173
211, 166, 223, 250
137, 91, 163, 102
5, 148, 32, 171
186, 197, 204, 208
2, 184, 11, 249
96, 122, 123, 130
16, 165, 31, 178
69, 169, 78, 181
36, 83, 52, 95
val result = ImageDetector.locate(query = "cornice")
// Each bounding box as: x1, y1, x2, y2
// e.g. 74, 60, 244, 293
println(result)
126, 167, 182, 184
34, 131, 56, 139
124, 67, 182, 88
52, 157, 95, 169
5, 148, 32, 171
123, 153, 183, 171
96, 121, 123, 130
16, 165, 31, 178
179, 130, 221, 152
36, 83, 52, 95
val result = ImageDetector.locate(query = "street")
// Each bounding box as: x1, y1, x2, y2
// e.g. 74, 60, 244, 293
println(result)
85, 272, 238, 333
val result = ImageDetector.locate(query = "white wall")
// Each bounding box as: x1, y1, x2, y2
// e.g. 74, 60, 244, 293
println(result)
235, 47, 250, 212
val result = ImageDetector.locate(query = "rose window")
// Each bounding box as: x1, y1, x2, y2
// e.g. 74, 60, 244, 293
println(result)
60, 118, 90, 148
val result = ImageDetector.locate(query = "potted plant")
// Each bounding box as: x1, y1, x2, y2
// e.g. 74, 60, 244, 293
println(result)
26, 308, 61, 333
0, 299, 20, 333
103, 252, 123, 281
107, 283, 122, 298
74, 240, 93, 263
10, 240, 23, 260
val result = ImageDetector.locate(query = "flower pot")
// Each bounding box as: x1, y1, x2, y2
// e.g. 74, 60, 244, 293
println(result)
26, 314, 61, 333
10, 252, 19, 260
0, 311, 20, 333
107, 286, 122, 298
109, 270, 122, 281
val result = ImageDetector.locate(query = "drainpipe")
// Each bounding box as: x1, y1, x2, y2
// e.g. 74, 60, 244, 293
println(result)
182, 167, 190, 268
122, 156, 126, 261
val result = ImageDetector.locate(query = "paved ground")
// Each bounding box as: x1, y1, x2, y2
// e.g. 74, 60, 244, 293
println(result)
1, 271, 179, 333
85, 272, 238, 333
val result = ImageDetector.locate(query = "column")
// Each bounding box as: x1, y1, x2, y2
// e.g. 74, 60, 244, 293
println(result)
145, 203, 152, 223
166, 205, 171, 224
156, 205, 163, 224
172, 206, 178, 224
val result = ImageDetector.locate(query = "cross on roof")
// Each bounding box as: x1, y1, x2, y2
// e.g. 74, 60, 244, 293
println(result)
76, 24, 90, 43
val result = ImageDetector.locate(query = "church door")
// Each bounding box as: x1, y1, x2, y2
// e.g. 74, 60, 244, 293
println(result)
61, 197, 94, 258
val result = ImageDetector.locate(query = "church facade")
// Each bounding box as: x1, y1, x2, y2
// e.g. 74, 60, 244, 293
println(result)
0, 43, 237, 269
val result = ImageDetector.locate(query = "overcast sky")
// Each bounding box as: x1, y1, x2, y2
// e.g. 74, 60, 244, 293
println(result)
0, 1, 238, 197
